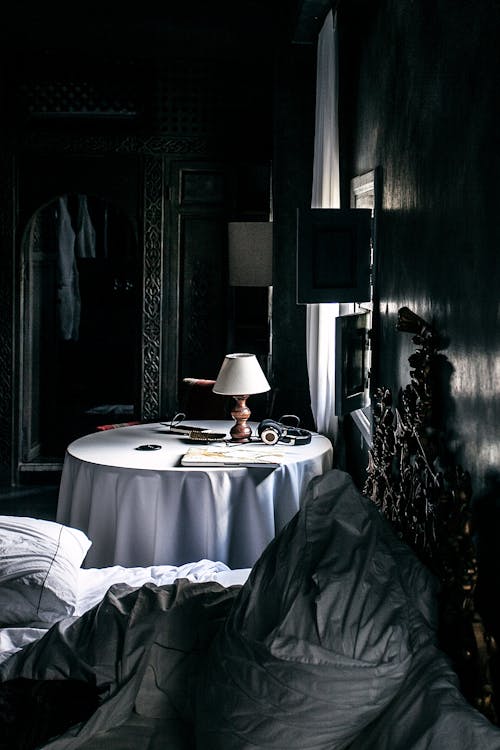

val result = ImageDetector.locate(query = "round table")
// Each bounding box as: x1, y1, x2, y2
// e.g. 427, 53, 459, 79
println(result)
56, 420, 333, 569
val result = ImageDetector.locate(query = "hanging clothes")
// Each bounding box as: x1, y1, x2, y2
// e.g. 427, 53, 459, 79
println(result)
56, 195, 81, 341
56, 194, 98, 340
74, 194, 97, 259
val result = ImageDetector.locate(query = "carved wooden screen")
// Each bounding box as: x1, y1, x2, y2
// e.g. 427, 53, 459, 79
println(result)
364, 306, 498, 724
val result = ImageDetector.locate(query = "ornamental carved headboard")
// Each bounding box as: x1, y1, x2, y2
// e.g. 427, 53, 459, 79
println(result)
364, 306, 498, 724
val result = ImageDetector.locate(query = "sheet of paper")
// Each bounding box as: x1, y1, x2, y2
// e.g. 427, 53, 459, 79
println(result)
181, 445, 285, 467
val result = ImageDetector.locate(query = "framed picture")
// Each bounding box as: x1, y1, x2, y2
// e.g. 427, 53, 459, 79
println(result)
350, 165, 382, 395
350, 168, 380, 210
350, 166, 382, 300
296, 207, 372, 303
334, 311, 371, 415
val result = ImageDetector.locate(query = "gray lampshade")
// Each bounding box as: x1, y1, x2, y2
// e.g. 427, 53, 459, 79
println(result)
228, 222, 273, 286
213, 353, 271, 396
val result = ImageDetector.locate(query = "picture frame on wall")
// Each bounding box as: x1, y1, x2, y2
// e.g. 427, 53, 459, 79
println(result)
350, 165, 382, 307
296, 207, 372, 304
334, 311, 371, 416
341, 166, 382, 440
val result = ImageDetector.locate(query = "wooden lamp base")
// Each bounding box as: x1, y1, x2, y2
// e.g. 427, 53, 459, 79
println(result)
229, 395, 252, 441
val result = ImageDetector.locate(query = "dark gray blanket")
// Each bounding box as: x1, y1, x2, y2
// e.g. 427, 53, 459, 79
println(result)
0, 579, 240, 749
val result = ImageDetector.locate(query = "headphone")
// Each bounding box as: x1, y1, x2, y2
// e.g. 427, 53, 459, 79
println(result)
257, 415, 312, 446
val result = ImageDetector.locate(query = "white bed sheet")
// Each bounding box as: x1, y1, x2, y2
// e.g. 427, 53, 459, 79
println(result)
74, 559, 250, 616
0, 560, 251, 666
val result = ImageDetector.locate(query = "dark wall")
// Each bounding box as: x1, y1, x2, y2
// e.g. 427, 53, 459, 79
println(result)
272, 41, 317, 428
339, 0, 500, 633
0, 6, 279, 478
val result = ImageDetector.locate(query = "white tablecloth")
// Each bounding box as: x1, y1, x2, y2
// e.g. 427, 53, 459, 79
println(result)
56, 421, 333, 568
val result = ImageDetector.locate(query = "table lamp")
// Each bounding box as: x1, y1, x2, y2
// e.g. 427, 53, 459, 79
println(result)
213, 353, 271, 441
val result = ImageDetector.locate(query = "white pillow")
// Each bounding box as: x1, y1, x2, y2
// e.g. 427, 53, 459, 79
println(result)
0, 516, 92, 626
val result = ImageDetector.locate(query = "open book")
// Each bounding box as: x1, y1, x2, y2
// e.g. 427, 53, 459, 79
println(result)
181, 444, 285, 467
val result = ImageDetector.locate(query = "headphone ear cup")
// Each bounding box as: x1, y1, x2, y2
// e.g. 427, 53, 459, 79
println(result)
257, 419, 311, 446
258, 420, 282, 445
279, 427, 312, 446
258, 419, 278, 431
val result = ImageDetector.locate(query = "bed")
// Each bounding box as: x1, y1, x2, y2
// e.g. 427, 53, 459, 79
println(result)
0, 519, 250, 668
1, 307, 500, 749
0, 518, 251, 749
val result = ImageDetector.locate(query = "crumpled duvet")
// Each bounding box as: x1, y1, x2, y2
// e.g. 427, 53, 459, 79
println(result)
0, 579, 240, 749
2, 470, 500, 750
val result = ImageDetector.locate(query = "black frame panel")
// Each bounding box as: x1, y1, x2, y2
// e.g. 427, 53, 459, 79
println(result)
296, 207, 372, 303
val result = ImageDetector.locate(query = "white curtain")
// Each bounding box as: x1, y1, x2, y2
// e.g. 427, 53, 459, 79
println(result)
306, 9, 343, 441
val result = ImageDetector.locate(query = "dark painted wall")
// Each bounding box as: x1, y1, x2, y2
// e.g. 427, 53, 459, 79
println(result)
272, 41, 317, 429
339, 0, 500, 635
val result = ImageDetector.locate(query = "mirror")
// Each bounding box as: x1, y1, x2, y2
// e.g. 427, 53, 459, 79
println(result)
20, 194, 141, 466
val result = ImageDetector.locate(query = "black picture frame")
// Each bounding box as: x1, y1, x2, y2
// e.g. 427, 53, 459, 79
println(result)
334, 311, 371, 415
296, 207, 372, 304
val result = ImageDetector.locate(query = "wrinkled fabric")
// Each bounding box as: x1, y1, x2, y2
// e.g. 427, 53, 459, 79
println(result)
349, 644, 500, 750
2, 471, 500, 749
195, 470, 438, 749
0, 580, 240, 749
0, 517, 92, 627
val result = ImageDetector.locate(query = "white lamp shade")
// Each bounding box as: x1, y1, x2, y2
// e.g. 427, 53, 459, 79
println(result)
228, 222, 273, 286
213, 353, 271, 396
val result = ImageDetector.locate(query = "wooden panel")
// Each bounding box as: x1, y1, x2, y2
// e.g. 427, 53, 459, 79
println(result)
178, 214, 228, 381
179, 169, 226, 206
